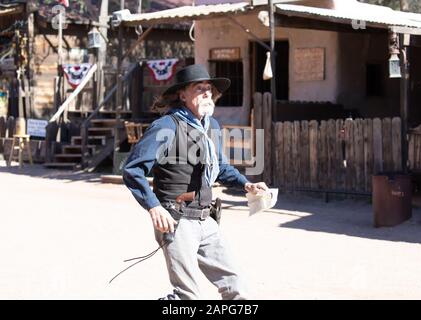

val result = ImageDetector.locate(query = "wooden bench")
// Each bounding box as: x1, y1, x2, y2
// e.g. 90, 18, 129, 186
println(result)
124, 121, 149, 148
7, 134, 33, 168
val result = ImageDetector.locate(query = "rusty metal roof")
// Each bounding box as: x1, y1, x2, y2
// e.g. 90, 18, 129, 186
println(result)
121, 2, 252, 26
116, 1, 421, 32
276, 3, 421, 29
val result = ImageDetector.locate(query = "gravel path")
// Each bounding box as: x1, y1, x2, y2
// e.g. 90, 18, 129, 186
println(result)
1, 162, 421, 299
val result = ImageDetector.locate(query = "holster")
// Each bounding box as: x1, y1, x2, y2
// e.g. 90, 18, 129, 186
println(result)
210, 198, 222, 225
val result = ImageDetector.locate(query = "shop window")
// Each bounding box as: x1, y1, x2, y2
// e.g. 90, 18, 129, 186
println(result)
209, 60, 243, 107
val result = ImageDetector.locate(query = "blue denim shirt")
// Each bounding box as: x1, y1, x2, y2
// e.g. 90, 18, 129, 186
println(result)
123, 115, 250, 211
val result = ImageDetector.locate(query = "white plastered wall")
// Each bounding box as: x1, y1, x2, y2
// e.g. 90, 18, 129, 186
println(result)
194, 12, 340, 125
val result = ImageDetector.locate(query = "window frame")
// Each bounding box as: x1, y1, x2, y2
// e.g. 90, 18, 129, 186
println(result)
208, 59, 244, 107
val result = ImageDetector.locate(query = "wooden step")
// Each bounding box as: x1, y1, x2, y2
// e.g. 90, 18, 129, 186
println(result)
66, 87, 93, 93
44, 162, 78, 169
71, 135, 107, 146
67, 110, 94, 116
55, 154, 82, 162
100, 175, 153, 185
99, 109, 132, 114
63, 145, 96, 154
100, 175, 123, 184
88, 127, 114, 136
91, 119, 119, 127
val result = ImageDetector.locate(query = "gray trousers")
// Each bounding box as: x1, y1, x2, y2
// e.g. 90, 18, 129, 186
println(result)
154, 216, 247, 300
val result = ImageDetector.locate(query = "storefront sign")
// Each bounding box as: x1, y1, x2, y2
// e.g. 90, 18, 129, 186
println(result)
210, 47, 241, 60
294, 47, 325, 81
27, 119, 48, 137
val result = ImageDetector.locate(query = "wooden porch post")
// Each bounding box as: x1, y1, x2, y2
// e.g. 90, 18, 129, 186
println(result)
114, 0, 125, 156
269, 0, 277, 121
269, 0, 276, 186
98, 0, 108, 105
400, 34, 410, 174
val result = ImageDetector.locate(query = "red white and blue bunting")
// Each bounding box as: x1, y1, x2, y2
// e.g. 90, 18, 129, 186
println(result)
58, 0, 69, 7
146, 59, 179, 82
62, 63, 93, 89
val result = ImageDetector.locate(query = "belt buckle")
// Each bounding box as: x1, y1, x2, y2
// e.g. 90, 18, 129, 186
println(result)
200, 209, 207, 220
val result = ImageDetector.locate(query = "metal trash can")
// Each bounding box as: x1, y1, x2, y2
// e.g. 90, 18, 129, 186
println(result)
372, 173, 412, 227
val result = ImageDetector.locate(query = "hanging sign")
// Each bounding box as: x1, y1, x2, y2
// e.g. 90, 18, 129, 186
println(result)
146, 59, 179, 81
210, 48, 241, 60
27, 119, 48, 138
294, 48, 325, 81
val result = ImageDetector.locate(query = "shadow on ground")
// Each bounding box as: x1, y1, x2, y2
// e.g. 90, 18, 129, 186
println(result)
222, 191, 421, 245
3, 163, 420, 245
0, 163, 103, 184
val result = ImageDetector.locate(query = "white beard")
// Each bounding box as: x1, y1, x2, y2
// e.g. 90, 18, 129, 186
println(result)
198, 99, 215, 117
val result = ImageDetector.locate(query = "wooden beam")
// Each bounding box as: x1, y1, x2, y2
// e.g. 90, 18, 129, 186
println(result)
391, 26, 421, 36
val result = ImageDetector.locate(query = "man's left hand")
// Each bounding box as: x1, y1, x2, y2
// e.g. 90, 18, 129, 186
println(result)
244, 182, 269, 195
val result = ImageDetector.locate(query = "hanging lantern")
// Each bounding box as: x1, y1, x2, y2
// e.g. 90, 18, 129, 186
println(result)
88, 27, 101, 49
388, 31, 401, 78
389, 53, 401, 78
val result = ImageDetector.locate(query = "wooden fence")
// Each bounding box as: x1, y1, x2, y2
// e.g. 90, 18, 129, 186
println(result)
409, 130, 421, 172
272, 117, 403, 193
0, 115, 16, 139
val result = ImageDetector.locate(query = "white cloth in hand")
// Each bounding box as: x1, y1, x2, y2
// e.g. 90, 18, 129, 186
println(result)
246, 188, 278, 216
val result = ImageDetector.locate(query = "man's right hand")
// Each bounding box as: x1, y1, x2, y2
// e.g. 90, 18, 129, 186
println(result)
148, 206, 178, 233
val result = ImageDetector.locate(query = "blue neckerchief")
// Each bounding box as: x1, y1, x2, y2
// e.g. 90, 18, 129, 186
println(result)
169, 107, 219, 187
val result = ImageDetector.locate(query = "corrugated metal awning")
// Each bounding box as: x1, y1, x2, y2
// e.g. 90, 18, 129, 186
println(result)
0, 5, 24, 17
276, 3, 421, 30
119, 2, 252, 26
115, 1, 421, 33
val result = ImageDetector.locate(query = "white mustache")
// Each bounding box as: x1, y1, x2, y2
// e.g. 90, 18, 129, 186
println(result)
199, 99, 215, 108
198, 99, 215, 116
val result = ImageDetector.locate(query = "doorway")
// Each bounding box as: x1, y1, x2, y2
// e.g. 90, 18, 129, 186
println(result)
251, 40, 289, 101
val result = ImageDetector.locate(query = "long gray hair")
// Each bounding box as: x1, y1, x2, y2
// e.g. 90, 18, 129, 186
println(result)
151, 83, 222, 114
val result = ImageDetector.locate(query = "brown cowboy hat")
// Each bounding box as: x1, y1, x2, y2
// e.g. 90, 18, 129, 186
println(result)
162, 64, 231, 96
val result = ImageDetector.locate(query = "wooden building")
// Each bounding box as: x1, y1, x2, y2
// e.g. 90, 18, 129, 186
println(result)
115, 0, 421, 195
1, 0, 195, 170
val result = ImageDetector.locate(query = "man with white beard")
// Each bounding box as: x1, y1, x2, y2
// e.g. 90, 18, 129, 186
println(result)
123, 64, 268, 300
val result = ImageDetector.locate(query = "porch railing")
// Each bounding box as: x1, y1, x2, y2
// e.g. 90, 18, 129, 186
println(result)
80, 62, 139, 169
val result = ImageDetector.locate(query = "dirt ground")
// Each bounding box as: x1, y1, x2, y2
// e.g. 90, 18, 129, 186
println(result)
1, 161, 421, 300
